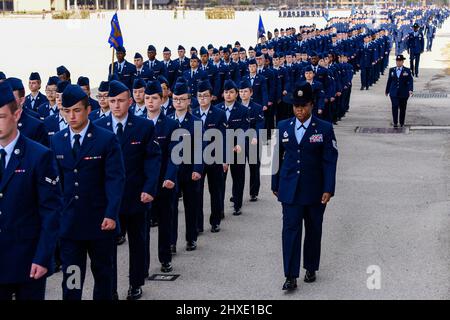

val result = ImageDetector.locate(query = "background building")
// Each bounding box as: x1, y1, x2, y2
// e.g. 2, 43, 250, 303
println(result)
0, 0, 436, 12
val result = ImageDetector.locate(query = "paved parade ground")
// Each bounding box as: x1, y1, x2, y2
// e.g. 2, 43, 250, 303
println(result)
1, 11, 449, 300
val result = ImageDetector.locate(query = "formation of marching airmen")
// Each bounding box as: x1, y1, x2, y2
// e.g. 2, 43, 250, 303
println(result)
0, 6, 448, 300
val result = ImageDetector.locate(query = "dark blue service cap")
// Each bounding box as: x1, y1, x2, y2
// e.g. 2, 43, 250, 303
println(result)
197, 80, 212, 93
178, 45, 185, 51
292, 81, 313, 106
0, 71, 6, 80
5, 77, 24, 91
47, 76, 60, 86
199, 47, 208, 56
134, 52, 143, 59
223, 79, 237, 91
62, 84, 88, 108
0, 81, 15, 107
77, 76, 90, 87
116, 46, 126, 53
147, 45, 156, 52
145, 80, 162, 95
108, 80, 129, 97
56, 65, 69, 76
133, 78, 146, 90
29, 72, 41, 81
172, 82, 189, 95
163, 47, 171, 53
238, 79, 252, 90
98, 81, 109, 92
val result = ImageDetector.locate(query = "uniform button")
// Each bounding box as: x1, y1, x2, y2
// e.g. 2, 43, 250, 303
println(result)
0, 211, 2, 215
74, 169, 78, 173
297, 160, 300, 163
297, 170, 300, 174
74, 195, 79, 200
0, 193, 2, 198
74, 182, 79, 187
297, 150, 300, 153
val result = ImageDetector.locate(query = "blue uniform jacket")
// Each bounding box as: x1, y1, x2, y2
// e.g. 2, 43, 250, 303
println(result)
151, 112, 179, 185
0, 134, 61, 284
272, 116, 338, 205
95, 114, 162, 214
109, 60, 137, 90
50, 122, 125, 240
243, 74, 269, 107
23, 92, 48, 112
385, 66, 414, 98
18, 110, 48, 146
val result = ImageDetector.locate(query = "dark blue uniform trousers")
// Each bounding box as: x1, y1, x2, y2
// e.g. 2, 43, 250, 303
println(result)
409, 53, 420, 76
246, 142, 261, 197
171, 172, 200, 246
0, 278, 46, 300
113, 212, 146, 291
390, 96, 409, 126
60, 237, 115, 300
197, 164, 224, 230
282, 202, 326, 278
145, 187, 176, 274
360, 67, 372, 89
223, 163, 246, 211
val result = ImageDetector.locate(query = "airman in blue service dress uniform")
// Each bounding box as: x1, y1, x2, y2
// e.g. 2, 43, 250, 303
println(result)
216, 80, 249, 216
50, 84, 125, 300
385, 55, 414, 128
272, 82, 338, 291
43, 80, 69, 142
0, 81, 61, 300
95, 80, 161, 300
5, 77, 48, 146
144, 45, 167, 79
38, 76, 60, 120
169, 82, 203, 252
108, 46, 137, 91
192, 80, 227, 233
129, 78, 148, 118
23, 72, 48, 113
238, 79, 265, 202
89, 81, 111, 121
143, 80, 179, 274
407, 23, 425, 77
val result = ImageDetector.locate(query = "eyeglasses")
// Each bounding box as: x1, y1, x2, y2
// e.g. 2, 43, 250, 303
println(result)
197, 94, 211, 99
173, 98, 190, 103
96, 95, 108, 100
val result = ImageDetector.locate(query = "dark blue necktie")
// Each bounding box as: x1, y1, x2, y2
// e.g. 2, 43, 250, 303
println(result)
116, 123, 124, 141
72, 134, 81, 158
297, 124, 306, 130
0, 149, 7, 180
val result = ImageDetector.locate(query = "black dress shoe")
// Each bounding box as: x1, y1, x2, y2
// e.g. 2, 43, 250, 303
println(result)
197, 228, 204, 234
211, 225, 221, 233
116, 236, 126, 246
126, 286, 142, 300
186, 241, 197, 251
393, 124, 398, 128
170, 245, 177, 255
304, 270, 316, 283
250, 195, 258, 202
112, 291, 119, 300
220, 211, 225, 220
360, 87, 364, 90
282, 278, 297, 291
161, 262, 173, 273
229, 196, 234, 202
233, 209, 242, 216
